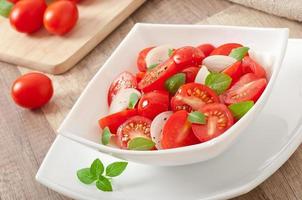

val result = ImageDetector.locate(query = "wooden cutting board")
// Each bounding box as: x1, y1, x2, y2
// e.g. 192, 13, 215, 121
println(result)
0, 0, 145, 74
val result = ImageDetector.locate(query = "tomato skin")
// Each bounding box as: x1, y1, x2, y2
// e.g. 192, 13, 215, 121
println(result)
138, 90, 169, 120
210, 43, 243, 56
197, 44, 215, 57
171, 83, 220, 112
137, 47, 154, 72
222, 61, 243, 85
11, 73, 53, 109
182, 67, 200, 83
172, 46, 205, 69
242, 56, 266, 78
44, 0, 78, 35
232, 73, 258, 87
99, 109, 138, 134
108, 71, 137, 105
136, 71, 145, 83
8, 0, 19, 3
9, 0, 47, 33
161, 110, 199, 149
192, 103, 234, 142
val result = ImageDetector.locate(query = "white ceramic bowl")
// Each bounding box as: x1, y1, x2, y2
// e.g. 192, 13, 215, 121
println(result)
58, 24, 288, 166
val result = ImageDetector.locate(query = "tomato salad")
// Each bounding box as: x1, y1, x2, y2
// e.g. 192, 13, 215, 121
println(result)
99, 43, 267, 150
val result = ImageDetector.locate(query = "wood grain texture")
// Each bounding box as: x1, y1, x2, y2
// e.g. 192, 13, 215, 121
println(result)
0, 0, 145, 74
1, 0, 302, 199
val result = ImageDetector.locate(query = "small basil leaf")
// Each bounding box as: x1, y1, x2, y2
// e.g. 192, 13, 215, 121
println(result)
205, 72, 232, 95
148, 63, 159, 70
77, 168, 97, 184
127, 137, 155, 151
229, 47, 249, 61
164, 73, 186, 94
96, 175, 113, 192
168, 48, 174, 57
90, 159, 104, 178
128, 93, 139, 109
101, 127, 111, 145
228, 101, 254, 120
105, 162, 128, 177
0, 0, 13, 17
188, 111, 206, 124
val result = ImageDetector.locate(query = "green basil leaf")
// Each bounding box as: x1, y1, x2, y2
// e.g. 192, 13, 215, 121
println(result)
188, 111, 206, 124
96, 175, 113, 192
105, 162, 128, 177
205, 72, 232, 95
228, 101, 254, 120
90, 159, 104, 178
229, 47, 249, 61
101, 127, 111, 145
148, 63, 159, 70
128, 137, 155, 151
0, 0, 13, 18
164, 73, 186, 94
128, 93, 139, 109
168, 48, 174, 57
77, 168, 97, 184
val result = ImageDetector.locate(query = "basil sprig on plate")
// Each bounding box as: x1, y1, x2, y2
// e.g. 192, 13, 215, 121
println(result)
205, 72, 232, 95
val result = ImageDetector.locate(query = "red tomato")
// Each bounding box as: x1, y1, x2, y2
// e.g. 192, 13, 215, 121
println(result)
44, 0, 78, 35
161, 110, 199, 149
222, 61, 243, 85
232, 73, 258, 87
172, 46, 205, 69
108, 71, 137, 105
192, 103, 234, 142
242, 56, 266, 78
221, 77, 267, 105
8, 0, 19, 3
138, 90, 169, 120
99, 109, 138, 134
137, 47, 154, 72
116, 116, 152, 149
138, 59, 178, 92
182, 67, 200, 83
210, 43, 243, 56
9, 0, 46, 33
197, 44, 215, 57
11, 73, 53, 109
136, 71, 145, 83
171, 83, 219, 112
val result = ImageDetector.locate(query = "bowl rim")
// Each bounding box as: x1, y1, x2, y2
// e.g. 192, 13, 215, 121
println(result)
59, 23, 289, 156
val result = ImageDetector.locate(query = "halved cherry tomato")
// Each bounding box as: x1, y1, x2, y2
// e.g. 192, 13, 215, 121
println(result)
172, 46, 205, 69
161, 110, 199, 149
137, 47, 154, 72
138, 90, 169, 120
116, 116, 152, 149
182, 67, 200, 83
108, 71, 137, 105
136, 71, 145, 83
8, 0, 19, 3
242, 56, 266, 78
197, 44, 215, 57
221, 77, 267, 105
210, 43, 243, 56
222, 61, 243, 85
99, 109, 138, 134
138, 59, 178, 92
232, 73, 258, 87
171, 83, 219, 112
192, 103, 234, 142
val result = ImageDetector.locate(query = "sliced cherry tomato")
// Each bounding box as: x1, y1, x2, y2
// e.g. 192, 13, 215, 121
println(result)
99, 109, 138, 134
232, 73, 258, 87
182, 67, 200, 83
138, 90, 169, 120
161, 110, 199, 149
221, 77, 267, 105
8, 0, 19, 3
171, 83, 219, 112
242, 56, 266, 78
116, 116, 152, 149
9, 0, 46, 33
11, 72, 53, 109
197, 44, 215, 57
138, 59, 178, 92
222, 61, 243, 85
136, 71, 145, 83
108, 71, 137, 105
192, 103, 234, 142
137, 47, 154, 72
210, 43, 243, 56
172, 46, 205, 69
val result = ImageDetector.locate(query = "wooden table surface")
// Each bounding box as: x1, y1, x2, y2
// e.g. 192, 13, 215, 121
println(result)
1, 0, 302, 199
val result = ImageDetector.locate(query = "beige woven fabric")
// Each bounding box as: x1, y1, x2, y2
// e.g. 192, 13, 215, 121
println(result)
229, 0, 302, 22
